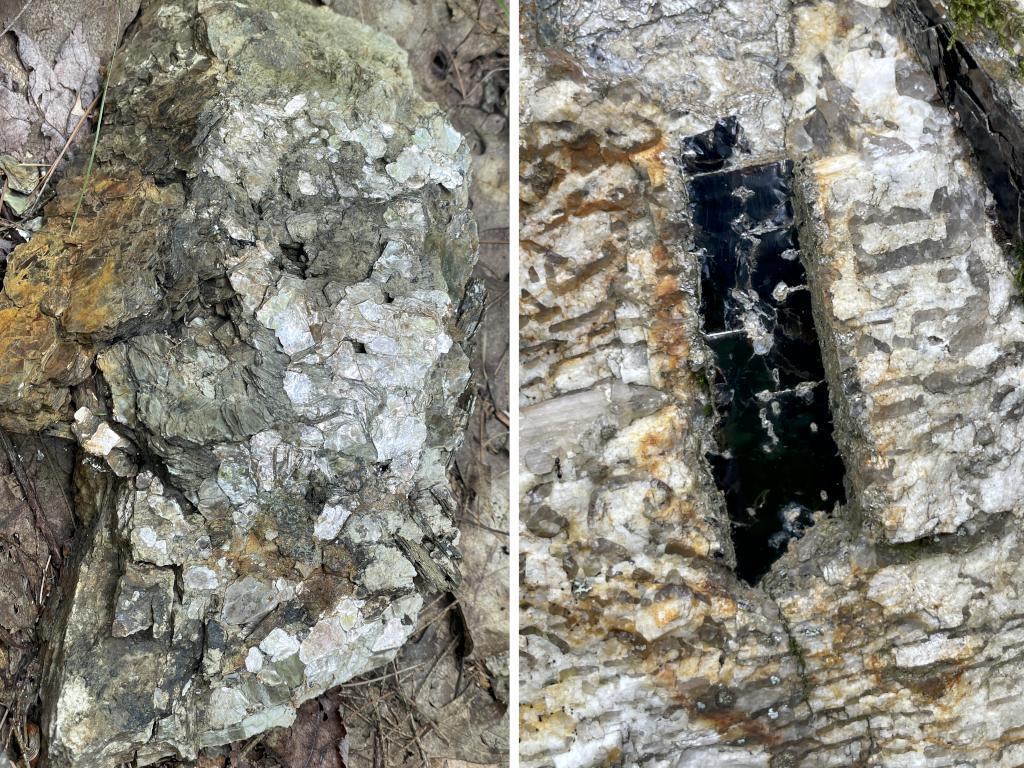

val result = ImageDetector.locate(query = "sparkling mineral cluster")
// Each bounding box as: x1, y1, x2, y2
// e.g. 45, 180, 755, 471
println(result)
0, 0, 479, 764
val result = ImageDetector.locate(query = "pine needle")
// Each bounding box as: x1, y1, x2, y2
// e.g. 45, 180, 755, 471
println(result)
69, 69, 110, 234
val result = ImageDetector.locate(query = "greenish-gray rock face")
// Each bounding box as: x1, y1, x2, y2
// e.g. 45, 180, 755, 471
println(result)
0, 0, 479, 765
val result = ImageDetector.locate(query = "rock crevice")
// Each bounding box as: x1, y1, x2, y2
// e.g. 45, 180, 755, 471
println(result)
520, 0, 1024, 765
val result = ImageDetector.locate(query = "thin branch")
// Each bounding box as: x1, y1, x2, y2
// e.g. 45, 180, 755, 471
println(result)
22, 92, 100, 214
0, 0, 34, 40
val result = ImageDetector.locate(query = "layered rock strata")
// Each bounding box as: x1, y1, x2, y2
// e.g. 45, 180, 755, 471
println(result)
520, 1, 794, 765
790, 1, 1024, 543
520, 0, 1024, 765
893, 0, 1024, 243
0, 0, 477, 765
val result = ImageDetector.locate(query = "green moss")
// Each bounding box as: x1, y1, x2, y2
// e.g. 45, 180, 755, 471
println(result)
950, 0, 1024, 67
695, 368, 716, 418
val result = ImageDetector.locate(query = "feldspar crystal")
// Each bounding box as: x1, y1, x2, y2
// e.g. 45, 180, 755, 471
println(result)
520, 0, 1024, 765
0, 0, 476, 765
790, 1, 1024, 542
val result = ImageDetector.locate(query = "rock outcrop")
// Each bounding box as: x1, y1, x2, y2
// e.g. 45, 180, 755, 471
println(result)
520, 0, 1024, 766
0, 0, 477, 765
790, 1, 1024, 543
894, 0, 1024, 244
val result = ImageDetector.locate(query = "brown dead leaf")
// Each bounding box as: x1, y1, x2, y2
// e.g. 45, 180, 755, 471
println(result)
266, 693, 348, 768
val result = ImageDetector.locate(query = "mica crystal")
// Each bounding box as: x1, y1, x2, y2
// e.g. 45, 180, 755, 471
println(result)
691, 157, 847, 583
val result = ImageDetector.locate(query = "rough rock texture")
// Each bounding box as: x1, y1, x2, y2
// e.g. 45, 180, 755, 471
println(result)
242, 2, 510, 765
893, 0, 1024, 244
0, 0, 477, 765
520, 1, 785, 764
520, 0, 1024, 766
323, 0, 512, 751
790, 2, 1024, 542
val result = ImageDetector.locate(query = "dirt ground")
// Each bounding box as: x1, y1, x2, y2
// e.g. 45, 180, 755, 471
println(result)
0, 0, 509, 766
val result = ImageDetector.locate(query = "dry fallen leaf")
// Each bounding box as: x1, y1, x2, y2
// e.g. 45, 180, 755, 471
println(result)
267, 694, 348, 768
0, 156, 40, 195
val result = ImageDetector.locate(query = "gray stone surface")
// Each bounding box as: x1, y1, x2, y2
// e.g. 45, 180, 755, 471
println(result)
1, 0, 478, 765
520, 0, 1024, 766
791, 1, 1024, 543
893, 0, 1024, 243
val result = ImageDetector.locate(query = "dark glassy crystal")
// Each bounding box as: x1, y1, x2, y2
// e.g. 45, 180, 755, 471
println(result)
690, 157, 847, 584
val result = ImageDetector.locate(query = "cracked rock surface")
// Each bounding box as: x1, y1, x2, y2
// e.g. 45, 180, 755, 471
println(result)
790, 1, 1024, 543
893, 0, 1024, 244
0, 0, 477, 765
520, 0, 1024, 766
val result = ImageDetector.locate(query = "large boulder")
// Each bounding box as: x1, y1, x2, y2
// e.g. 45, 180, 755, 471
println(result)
519, 0, 1024, 766
0, 0, 480, 765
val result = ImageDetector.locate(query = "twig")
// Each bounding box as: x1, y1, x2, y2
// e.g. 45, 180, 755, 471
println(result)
391, 664, 430, 768
22, 92, 100, 214
457, 516, 508, 537
336, 661, 427, 688
70, 70, 111, 232
413, 634, 460, 697
37, 553, 50, 604
238, 732, 264, 758
0, 0, 34, 40
413, 596, 461, 634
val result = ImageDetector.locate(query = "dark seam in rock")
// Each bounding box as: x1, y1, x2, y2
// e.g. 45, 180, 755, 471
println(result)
894, 0, 1024, 242
690, 153, 847, 584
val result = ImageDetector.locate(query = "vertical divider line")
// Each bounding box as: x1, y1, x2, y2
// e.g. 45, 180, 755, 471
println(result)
508, 0, 521, 764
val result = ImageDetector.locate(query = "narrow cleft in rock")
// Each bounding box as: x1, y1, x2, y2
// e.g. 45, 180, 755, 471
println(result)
692, 156, 847, 583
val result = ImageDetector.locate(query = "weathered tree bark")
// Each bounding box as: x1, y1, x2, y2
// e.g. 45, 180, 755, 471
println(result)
0, 0, 479, 765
